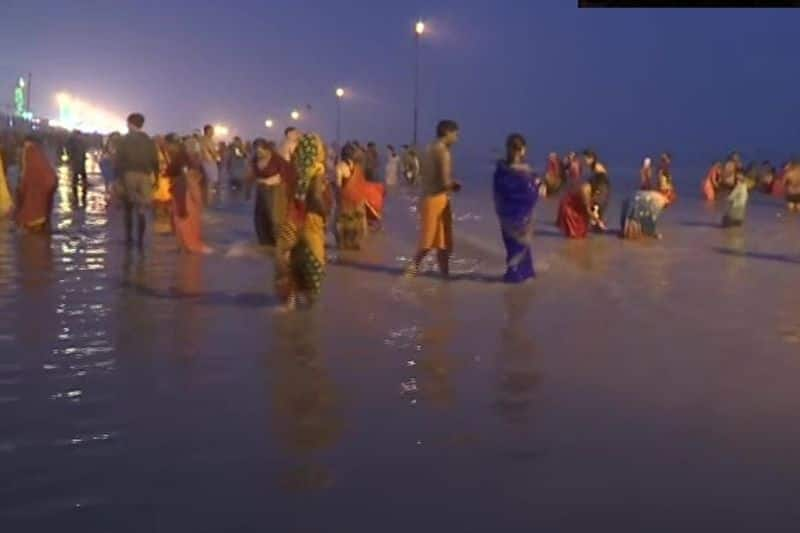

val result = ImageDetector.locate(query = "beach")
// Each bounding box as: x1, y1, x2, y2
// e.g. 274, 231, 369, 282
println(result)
2, 161, 800, 532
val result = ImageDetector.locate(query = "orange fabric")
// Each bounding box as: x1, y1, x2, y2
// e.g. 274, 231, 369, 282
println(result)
16, 144, 57, 229
418, 193, 452, 251
172, 170, 207, 253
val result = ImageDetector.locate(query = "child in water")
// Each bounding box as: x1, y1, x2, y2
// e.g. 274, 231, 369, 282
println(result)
722, 173, 749, 228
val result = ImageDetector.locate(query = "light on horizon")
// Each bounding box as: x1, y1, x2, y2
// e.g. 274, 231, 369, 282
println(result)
336, 88, 345, 99
415, 20, 425, 36
290, 109, 300, 121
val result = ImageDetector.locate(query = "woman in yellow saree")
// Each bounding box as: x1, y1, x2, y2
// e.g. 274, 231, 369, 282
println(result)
275, 133, 333, 310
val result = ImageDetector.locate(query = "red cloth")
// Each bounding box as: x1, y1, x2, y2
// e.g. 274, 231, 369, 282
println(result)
556, 189, 589, 239
16, 143, 57, 228
702, 165, 720, 201
172, 169, 206, 253
772, 171, 786, 198
341, 163, 383, 220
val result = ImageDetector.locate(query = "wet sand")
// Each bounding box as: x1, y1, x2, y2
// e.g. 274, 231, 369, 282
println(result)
1, 164, 800, 532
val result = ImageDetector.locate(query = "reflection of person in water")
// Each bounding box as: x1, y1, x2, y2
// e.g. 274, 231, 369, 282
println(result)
269, 313, 342, 491
494, 289, 539, 425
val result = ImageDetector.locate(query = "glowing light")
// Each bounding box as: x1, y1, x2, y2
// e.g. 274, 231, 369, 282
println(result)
214, 124, 230, 138
415, 20, 425, 35
290, 110, 300, 121
52, 92, 126, 134
336, 88, 345, 98
18, 77, 25, 88
265, 119, 274, 128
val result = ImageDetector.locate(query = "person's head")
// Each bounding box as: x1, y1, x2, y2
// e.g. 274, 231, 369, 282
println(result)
341, 143, 356, 163
436, 120, 460, 146
252, 137, 272, 158
643, 157, 652, 168
367, 142, 377, 151
548, 152, 558, 161
504, 133, 527, 165
387, 144, 396, 156
203, 124, 214, 137
582, 149, 597, 167
127, 113, 145, 132
284, 127, 299, 142
660, 152, 672, 164
401, 144, 409, 151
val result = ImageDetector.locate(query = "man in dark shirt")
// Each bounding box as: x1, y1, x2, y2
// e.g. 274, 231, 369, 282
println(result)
115, 113, 159, 247
66, 130, 88, 207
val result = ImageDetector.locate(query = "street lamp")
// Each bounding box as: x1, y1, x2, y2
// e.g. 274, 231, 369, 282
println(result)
265, 119, 274, 129
413, 19, 425, 147
335, 88, 345, 154
290, 109, 300, 121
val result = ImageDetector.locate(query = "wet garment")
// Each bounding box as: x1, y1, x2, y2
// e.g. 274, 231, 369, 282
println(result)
702, 165, 720, 201
418, 192, 453, 252
16, 144, 57, 231
493, 161, 539, 283
275, 134, 333, 305
722, 182, 748, 227
253, 154, 293, 246
620, 191, 665, 239
0, 152, 13, 218
336, 162, 367, 249
172, 169, 207, 253
556, 187, 590, 239
589, 170, 610, 218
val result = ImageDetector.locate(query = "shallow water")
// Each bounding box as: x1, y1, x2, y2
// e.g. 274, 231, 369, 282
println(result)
2, 163, 800, 532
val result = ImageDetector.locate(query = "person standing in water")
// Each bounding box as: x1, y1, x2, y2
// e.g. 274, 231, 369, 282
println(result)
115, 113, 159, 248
405, 120, 462, 279
384, 145, 399, 186
493, 133, 540, 283
640, 157, 653, 190
721, 173, 749, 227
66, 130, 88, 207
252, 138, 293, 246
582, 149, 610, 231
783, 162, 800, 212
200, 124, 220, 204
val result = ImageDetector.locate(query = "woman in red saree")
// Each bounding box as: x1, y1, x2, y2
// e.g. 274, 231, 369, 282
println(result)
556, 179, 597, 239
169, 137, 212, 254
335, 144, 368, 249
15, 136, 57, 233
702, 162, 721, 201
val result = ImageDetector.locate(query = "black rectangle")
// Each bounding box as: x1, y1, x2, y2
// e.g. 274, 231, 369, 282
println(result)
580, 0, 800, 6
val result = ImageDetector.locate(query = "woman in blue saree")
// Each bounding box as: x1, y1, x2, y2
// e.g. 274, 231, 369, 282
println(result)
493, 133, 540, 283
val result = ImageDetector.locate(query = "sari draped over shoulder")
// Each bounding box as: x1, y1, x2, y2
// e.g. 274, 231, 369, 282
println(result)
0, 152, 13, 218
275, 134, 332, 305
620, 191, 665, 239
493, 161, 539, 283
16, 144, 57, 231
336, 162, 368, 249
169, 148, 207, 253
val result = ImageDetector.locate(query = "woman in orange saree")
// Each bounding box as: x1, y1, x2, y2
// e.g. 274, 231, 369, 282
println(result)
169, 137, 212, 254
15, 137, 57, 233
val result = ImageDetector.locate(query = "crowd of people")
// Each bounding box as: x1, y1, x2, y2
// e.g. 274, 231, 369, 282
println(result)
1, 113, 798, 311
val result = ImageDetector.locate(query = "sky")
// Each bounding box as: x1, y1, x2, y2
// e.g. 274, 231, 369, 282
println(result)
1, 0, 799, 165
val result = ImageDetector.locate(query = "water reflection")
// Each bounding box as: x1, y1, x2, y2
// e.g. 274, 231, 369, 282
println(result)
414, 287, 457, 410
494, 288, 539, 425
269, 313, 342, 491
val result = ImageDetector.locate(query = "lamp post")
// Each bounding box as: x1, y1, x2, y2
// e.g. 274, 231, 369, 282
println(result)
290, 109, 300, 121
265, 118, 274, 129
413, 19, 425, 147
335, 88, 344, 153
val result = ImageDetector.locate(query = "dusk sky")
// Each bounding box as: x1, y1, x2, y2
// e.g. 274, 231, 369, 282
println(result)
2, 1, 798, 164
